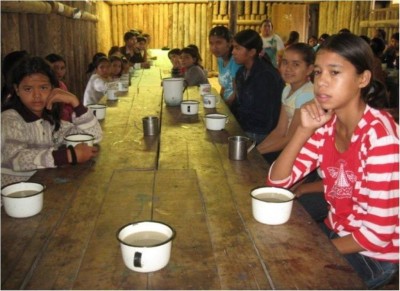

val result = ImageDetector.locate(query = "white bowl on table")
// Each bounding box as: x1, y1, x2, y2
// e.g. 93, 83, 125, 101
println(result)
1, 182, 45, 218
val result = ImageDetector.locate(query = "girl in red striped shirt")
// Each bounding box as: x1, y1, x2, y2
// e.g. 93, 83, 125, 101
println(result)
267, 33, 399, 289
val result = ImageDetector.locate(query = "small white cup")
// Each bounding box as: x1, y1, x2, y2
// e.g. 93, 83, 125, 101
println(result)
107, 90, 118, 101
117, 221, 176, 273
199, 84, 211, 96
87, 104, 106, 120
64, 134, 95, 147
134, 63, 141, 69
118, 81, 128, 92
203, 94, 218, 109
250, 187, 295, 225
180, 100, 199, 115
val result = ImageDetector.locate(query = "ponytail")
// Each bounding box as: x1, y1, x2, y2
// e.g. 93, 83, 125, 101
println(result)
363, 79, 389, 109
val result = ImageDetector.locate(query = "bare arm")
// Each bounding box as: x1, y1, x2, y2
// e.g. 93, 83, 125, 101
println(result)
257, 106, 288, 154
269, 100, 333, 181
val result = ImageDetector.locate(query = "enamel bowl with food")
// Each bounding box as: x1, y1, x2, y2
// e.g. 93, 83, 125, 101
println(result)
250, 187, 295, 225
204, 113, 228, 131
1, 182, 45, 218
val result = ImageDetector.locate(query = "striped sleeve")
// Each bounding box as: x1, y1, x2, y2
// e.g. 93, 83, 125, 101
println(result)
352, 119, 399, 253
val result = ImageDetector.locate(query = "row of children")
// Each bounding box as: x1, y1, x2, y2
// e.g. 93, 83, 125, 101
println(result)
174, 24, 398, 289
1, 22, 398, 289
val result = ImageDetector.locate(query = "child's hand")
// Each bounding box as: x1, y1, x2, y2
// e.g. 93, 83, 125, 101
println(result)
73, 143, 99, 163
300, 100, 333, 130
46, 88, 80, 110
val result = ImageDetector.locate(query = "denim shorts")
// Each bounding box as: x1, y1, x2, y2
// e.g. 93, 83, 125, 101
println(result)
318, 222, 399, 289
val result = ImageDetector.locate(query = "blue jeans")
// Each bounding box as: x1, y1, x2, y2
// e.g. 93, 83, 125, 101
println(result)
319, 222, 399, 289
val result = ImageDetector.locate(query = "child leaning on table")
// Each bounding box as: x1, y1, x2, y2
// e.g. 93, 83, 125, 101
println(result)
1, 56, 102, 187
266, 33, 399, 289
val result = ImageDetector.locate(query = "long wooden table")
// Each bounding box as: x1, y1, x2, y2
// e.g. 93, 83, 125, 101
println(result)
1, 67, 366, 289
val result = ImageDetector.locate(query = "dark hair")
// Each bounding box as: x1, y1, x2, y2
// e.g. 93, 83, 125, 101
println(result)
109, 55, 123, 77
168, 48, 181, 59
285, 42, 315, 66
391, 32, 399, 42
45, 53, 66, 64
187, 44, 202, 62
308, 35, 318, 42
108, 46, 120, 57
86, 52, 107, 74
286, 31, 300, 47
233, 29, 263, 55
375, 28, 386, 41
338, 28, 351, 34
1, 50, 30, 105
3, 56, 62, 130
359, 35, 371, 44
180, 47, 201, 66
318, 33, 387, 108
209, 26, 233, 41
370, 37, 386, 57
319, 33, 330, 42
260, 19, 273, 28
136, 36, 147, 43
123, 31, 136, 42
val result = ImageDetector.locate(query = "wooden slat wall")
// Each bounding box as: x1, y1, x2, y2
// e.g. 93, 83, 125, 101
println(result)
1, 1, 98, 100
2, 1, 398, 93
109, 1, 213, 70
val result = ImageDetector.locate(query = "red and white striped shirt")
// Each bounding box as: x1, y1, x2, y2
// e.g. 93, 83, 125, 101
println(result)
267, 105, 399, 262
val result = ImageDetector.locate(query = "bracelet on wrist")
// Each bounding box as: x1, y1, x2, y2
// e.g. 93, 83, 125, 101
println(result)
68, 145, 77, 165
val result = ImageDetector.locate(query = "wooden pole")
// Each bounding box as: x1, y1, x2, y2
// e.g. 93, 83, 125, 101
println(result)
229, 0, 237, 36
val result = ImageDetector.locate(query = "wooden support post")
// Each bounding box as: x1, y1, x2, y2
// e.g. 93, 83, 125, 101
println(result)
229, 0, 237, 36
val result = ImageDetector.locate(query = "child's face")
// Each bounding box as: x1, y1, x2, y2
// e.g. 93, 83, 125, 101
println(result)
136, 41, 146, 51
313, 50, 370, 111
96, 61, 111, 79
51, 61, 66, 80
232, 41, 255, 65
126, 36, 136, 48
279, 50, 313, 88
180, 53, 195, 68
169, 54, 181, 67
308, 38, 318, 47
110, 60, 122, 77
14, 73, 53, 117
209, 35, 231, 58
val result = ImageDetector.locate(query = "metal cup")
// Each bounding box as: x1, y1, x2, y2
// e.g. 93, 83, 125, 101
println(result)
228, 136, 256, 160
142, 116, 159, 136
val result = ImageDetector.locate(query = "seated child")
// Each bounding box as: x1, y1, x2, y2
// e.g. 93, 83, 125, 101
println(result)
45, 53, 74, 122
168, 48, 183, 77
83, 55, 111, 105
1, 56, 102, 186
180, 46, 209, 86
130, 36, 150, 69
109, 55, 123, 80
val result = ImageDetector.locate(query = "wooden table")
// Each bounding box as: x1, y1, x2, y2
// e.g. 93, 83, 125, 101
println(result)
1, 67, 366, 289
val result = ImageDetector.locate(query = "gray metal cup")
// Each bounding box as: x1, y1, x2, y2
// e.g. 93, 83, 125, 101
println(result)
228, 136, 256, 160
142, 116, 159, 136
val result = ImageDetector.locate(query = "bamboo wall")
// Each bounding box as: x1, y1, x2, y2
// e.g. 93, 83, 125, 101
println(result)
1, 1, 98, 99
2, 1, 398, 98
318, 1, 399, 39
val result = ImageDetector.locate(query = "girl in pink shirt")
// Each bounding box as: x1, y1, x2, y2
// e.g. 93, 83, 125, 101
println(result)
267, 33, 399, 289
